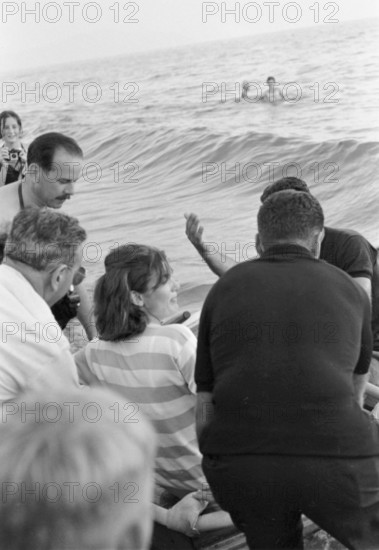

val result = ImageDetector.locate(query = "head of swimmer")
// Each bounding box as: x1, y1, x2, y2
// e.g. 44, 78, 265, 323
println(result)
257, 177, 325, 258
26, 132, 83, 209
266, 76, 276, 90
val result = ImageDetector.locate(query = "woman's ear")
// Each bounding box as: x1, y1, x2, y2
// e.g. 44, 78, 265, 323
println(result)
130, 290, 144, 307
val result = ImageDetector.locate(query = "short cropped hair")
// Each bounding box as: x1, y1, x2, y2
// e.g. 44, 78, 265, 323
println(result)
258, 190, 324, 246
0, 386, 155, 550
260, 177, 310, 203
4, 207, 86, 271
0, 110, 22, 138
95, 244, 171, 341
27, 132, 83, 171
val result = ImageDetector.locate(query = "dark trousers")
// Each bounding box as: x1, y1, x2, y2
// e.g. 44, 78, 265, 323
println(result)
203, 453, 379, 550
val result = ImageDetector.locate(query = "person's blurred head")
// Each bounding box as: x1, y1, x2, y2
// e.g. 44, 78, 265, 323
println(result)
0, 386, 156, 550
4, 207, 86, 305
94, 244, 180, 341
26, 133, 83, 208
257, 190, 324, 256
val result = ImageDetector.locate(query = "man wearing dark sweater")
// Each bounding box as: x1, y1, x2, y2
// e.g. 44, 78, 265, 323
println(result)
195, 191, 379, 549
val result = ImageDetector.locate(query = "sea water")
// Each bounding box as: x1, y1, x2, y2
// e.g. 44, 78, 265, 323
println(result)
4, 16, 379, 312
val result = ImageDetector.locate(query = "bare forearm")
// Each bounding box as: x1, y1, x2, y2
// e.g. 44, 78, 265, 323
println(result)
195, 242, 236, 277
353, 277, 371, 302
185, 213, 237, 277
153, 503, 168, 526
197, 510, 234, 531
353, 373, 368, 408
152, 504, 234, 534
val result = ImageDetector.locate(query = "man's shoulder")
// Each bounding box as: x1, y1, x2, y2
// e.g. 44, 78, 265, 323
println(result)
220, 250, 364, 288
323, 226, 376, 267
324, 226, 373, 247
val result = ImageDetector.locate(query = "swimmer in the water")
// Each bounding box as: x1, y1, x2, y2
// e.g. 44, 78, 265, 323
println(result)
241, 77, 284, 103
261, 76, 284, 103
241, 80, 250, 100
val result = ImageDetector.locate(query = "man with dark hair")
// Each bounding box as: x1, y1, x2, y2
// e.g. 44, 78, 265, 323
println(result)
26, 132, 83, 171
0, 132, 83, 221
185, 177, 379, 351
260, 176, 310, 201
0, 132, 95, 340
195, 191, 379, 549
0, 207, 88, 402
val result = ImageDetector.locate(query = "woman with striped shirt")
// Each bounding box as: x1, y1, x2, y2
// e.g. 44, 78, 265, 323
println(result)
75, 243, 234, 538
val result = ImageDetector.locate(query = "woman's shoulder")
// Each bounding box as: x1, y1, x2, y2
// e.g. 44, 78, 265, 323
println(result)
147, 322, 197, 343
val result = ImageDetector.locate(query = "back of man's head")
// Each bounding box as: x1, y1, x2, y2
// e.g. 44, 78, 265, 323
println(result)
258, 190, 324, 251
0, 386, 156, 550
260, 177, 310, 203
4, 207, 86, 272
27, 132, 83, 171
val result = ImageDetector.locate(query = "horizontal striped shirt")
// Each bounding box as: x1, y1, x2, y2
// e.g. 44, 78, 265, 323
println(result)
74, 323, 206, 498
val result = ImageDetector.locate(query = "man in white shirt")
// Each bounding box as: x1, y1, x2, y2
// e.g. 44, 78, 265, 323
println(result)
0, 206, 87, 402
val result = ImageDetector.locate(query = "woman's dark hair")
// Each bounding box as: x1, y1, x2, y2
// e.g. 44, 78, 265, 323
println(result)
0, 111, 22, 138
94, 244, 171, 341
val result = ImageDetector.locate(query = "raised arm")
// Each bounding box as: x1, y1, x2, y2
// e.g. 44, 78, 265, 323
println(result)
185, 213, 237, 277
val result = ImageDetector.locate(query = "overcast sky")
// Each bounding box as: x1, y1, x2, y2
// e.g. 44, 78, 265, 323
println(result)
0, 0, 378, 74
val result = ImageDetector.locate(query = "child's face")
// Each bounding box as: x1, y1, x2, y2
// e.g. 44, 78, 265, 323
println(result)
1, 117, 21, 145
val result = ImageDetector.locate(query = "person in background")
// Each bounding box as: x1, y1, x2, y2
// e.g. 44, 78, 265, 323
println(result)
75, 243, 235, 537
0, 131, 96, 341
262, 76, 284, 103
241, 77, 284, 103
195, 191, 379, 549
0, 110, 27, 186
0, 385, 156, 550
0, 207, 88, 402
